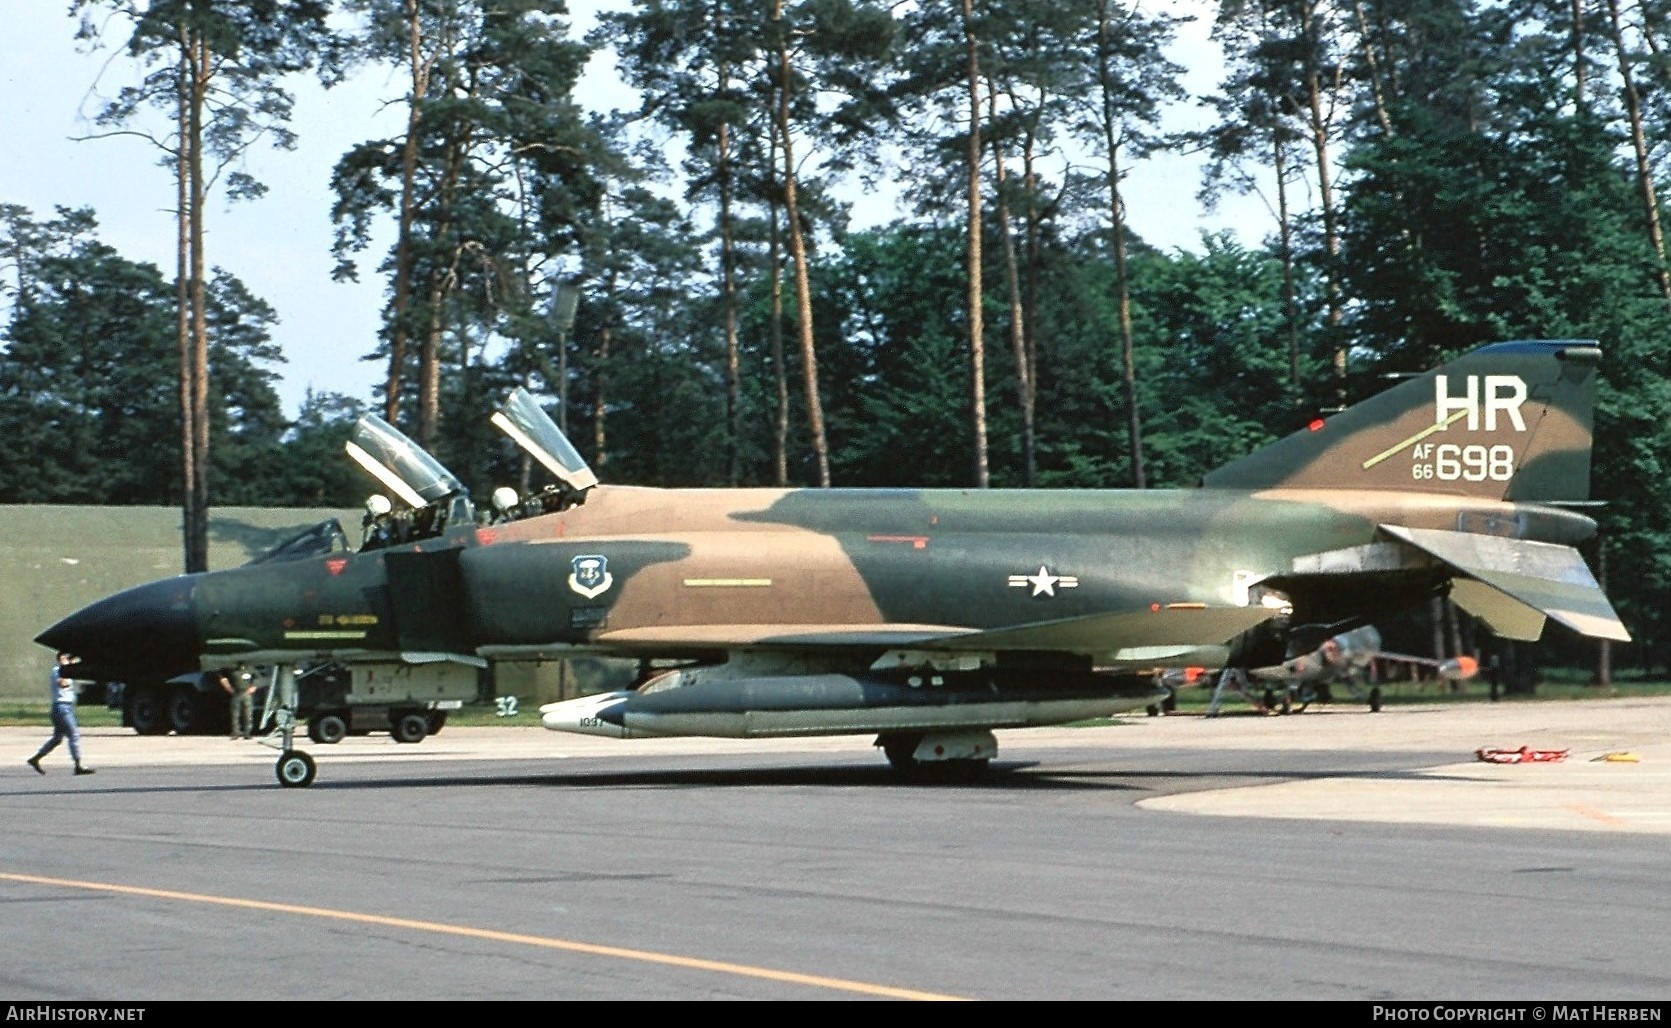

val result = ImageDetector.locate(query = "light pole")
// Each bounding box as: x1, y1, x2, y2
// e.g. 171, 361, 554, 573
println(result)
551, 278, 581, 437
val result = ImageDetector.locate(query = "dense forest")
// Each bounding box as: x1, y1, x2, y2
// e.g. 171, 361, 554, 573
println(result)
3, 0, 1670, 680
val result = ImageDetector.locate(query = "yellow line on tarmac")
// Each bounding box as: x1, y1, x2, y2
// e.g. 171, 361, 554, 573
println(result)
0, 871, 967, 1001
1565, 804, 1627, 826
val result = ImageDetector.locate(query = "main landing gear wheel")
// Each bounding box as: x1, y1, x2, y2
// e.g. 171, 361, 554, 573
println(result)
879, 730, 993, 782
923, 759, 991, 783
276, 750, 316, 788
882, 734, 925, 770
1368, 686, 1383, 713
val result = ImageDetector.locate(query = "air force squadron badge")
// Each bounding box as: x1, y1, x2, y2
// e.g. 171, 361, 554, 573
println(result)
568, 555, 614, 599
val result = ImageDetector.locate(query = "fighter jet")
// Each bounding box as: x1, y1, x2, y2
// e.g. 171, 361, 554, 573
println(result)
36, 340, 1628, 786
1248, 623, 1480, 713
1156, 623, 1481, 716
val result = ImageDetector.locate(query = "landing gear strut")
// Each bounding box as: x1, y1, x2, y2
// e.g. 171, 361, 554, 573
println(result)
258, 665, 318, 788
876, 729, 995, 781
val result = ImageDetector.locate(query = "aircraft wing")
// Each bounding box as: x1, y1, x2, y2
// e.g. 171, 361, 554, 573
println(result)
917, 605, 1276, 666
1246, 648, 1478, 683
1374, 650, 1480, 680
1378, 525, 1630, 642
589, 605, 1277, 670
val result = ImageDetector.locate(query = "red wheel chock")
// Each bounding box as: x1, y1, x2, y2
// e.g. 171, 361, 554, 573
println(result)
1475, 746, 1570, 764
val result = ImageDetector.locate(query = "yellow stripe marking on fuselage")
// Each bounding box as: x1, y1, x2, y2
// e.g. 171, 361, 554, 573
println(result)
682, 578, 773, 587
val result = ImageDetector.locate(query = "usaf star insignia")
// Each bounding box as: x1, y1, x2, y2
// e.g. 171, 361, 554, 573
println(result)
1008, 565, 1080, 598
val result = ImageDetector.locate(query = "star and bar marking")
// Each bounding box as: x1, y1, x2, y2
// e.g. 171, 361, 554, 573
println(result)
1008, 566, 1080, 597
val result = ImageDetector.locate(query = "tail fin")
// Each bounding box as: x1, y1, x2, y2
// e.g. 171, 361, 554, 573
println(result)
1203, 340, 1599, 502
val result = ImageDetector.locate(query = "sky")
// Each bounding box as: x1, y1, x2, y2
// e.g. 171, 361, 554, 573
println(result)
0, 1, 1269, 420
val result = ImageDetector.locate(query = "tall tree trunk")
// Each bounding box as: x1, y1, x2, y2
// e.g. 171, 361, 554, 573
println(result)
1021, 137, 1043, 459
593, 322, 611, 472
1274, 130, 1300, 390
1096, 0, 1144, 489
987, 80, 1033, 486
718, 71, 741, 486
768, 159, 790, 488
594, 261, 618, 473
1299, 2, 1344, 390
1636, 1, 1671, 86
175, 36, 198, 574
1350, 0, 1422, 320
774, 1, 829, 486
187, 29, 210, 573
1605, 0, 1671, 301
388, 0, 433, 425
417, 120, 468, 450
1108, 147, 1143, 489
419, 278, 445, 450
1352, 1, 1394, 136
962, 0, 989, 488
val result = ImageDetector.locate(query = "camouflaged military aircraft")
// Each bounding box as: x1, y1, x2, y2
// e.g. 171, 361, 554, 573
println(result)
1245, 623, 1480, 713
1155, 623, 1481, 716
37, 340, 1628, 787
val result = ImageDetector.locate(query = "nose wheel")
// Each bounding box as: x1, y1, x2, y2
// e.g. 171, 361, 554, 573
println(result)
259, 665, 320, 788
276, 750, 316, 788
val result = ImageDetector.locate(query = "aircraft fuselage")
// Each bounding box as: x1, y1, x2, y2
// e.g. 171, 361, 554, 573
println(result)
44, 484, 1595, 685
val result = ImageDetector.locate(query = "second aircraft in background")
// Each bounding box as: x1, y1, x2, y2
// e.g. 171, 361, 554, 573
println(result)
1154, 623, 1480, 716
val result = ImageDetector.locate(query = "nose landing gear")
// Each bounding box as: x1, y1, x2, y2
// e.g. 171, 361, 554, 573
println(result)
276, 749, 317, 788
257, 665, 319, 788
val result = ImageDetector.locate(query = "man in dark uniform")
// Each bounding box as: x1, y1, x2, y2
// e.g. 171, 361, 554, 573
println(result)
219, 664, 257, 739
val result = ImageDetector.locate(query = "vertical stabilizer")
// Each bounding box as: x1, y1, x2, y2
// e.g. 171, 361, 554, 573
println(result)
1202, 341, 1599, 502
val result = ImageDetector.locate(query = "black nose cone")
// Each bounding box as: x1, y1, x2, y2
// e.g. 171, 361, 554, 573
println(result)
36, 577, 200, 681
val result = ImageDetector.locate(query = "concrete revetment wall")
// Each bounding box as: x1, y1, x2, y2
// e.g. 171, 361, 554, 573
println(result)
0, 505, 626, 707
0, 505, 359, 702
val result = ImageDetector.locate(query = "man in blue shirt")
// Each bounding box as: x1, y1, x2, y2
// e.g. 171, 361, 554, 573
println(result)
27, 651, 93, 776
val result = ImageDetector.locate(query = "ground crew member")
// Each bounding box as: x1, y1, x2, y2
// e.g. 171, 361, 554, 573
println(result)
220, 664, 257, 739
27, 651, 94, 776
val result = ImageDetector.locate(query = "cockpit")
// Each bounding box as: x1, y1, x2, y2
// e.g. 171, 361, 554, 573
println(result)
483, 386, 598, 520
245, 518, 353, 566
346, 388, 597, 552
345, 412, 476, 551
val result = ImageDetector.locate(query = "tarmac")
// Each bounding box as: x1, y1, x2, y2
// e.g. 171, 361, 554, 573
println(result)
5, 694, 1668, 835
1130, 696, 1671, 834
